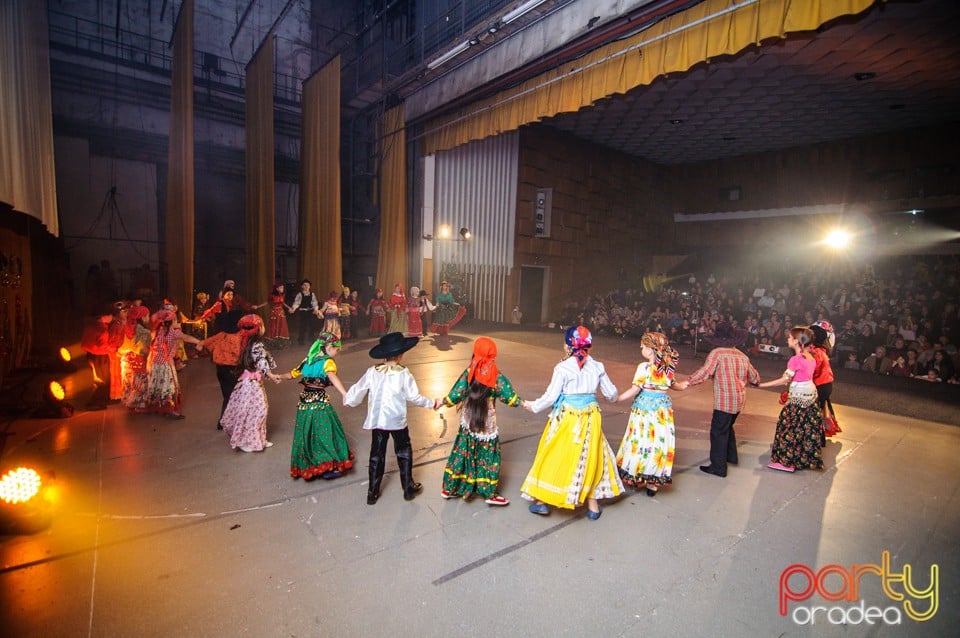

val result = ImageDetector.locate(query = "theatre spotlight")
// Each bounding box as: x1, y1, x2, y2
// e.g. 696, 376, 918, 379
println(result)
459, 227, 472, 240
824, 228, 852, 249
36, 378, 74, 418
59, 347, 71, 363
438, 225, 452, 239
0, 466, 53, 534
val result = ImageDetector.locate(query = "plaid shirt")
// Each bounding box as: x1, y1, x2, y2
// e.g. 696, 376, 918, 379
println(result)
686, 347, 759, 414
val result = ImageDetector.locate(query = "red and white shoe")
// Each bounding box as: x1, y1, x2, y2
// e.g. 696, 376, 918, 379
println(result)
485, 495, 510, 506
440, 489, 455, 499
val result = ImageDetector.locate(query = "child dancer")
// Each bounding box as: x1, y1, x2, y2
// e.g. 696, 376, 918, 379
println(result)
520, 326, 623, 520
615, 332, 681, 497
289, 332, 354, 479
266, 281, 292, 347
758, 326, 824, 472
366, 288, 388, 336
220, 314, 283, 452
119, 305, 151, 411
436, 337, 521, 505
344, 332, 434, 504
144, 309, 201, 418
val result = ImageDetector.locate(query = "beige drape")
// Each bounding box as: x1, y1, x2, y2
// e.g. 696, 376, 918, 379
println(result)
0, 0, 59, 235
423, 0, 874, 154
164, 0, 195, 307
245, 34, 276, 306
375, 106, 408, 293
298, 56, 342, 297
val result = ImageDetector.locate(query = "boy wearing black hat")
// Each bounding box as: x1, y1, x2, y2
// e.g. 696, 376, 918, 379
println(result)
344, 332, 435, 504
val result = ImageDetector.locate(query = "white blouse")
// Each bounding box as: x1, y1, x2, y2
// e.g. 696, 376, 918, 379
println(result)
344, 363, 434, 430
527, 356, 618, 414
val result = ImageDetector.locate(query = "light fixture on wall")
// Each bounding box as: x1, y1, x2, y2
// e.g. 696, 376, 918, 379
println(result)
427, 41, 471, 70
423, 225, 472, 241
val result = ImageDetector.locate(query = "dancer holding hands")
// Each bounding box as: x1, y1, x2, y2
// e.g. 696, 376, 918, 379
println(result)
436, 337, 522, 505
520, 326, 623, 520
614, 332, 682, 497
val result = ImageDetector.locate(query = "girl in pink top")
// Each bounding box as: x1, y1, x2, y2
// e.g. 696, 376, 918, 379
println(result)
758, 326, 823, 472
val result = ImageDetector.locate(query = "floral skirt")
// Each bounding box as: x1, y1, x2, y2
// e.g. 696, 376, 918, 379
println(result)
388, 309, 407, 334
430, 304, 466, 335
616, 392, 675, 487
145, 360, 181, 414
221, 377, 269, 451
443, 427, 501, 498
121, 353, 148, 410
771, 398, 824, 470
290, 388, 354, 479
520, 402, 624, 508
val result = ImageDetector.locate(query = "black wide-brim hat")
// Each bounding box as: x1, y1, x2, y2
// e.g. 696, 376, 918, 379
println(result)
369, 332, 420, 359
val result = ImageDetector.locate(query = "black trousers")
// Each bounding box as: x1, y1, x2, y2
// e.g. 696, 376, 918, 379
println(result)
297, 311, 316, 344
708, 409, 740, 475
368, 428, 415, 495
86, 353, 111, 408
216, 365, 239, 422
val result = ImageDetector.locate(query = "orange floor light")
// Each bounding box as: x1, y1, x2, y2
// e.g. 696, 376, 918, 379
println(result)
0, 467, 43, 505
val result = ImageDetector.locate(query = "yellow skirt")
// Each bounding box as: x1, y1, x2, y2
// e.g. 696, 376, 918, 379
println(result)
521, 402, 624, 509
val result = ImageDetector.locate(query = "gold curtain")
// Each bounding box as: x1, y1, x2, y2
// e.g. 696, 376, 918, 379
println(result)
298, 56, 342, 297
423, 0, 874, 154
245, 34, 276, 306
0, 0, 59, 235
375, 105, 408, 293
164, 0, 195, 307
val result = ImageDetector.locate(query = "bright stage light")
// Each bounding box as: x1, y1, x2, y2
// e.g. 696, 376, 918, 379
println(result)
48, 381, 66, 402
0, 467, 42, 505
824, 229, 851, 249
59, 347, 71, 363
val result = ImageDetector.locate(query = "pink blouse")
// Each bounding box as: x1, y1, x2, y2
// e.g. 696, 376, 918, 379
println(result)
788, 353, 816, 383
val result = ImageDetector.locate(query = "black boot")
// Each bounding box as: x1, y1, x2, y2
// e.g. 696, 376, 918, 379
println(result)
367, 437, 386, 505
397, 446, 421, 501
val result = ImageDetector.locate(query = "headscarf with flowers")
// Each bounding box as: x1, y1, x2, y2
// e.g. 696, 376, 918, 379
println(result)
564, 325, 593, 369
467, 336, 499, 387
641, 331, 678, 376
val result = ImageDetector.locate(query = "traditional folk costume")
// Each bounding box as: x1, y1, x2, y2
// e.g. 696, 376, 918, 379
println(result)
266, 284, 291, 346
107, 306, 126, 400
430, 281, 466, 335
349, 291, 363, 336
119, 306, 151, 411
338, 287, 353, 339
615, 333, 678, 490
367, 289, 388, 336
344, 332, 433, 504
320, 293, 341, 338
290, 333, 354, 479
290, 281, 319, 345
809, 321, 840, 443
770, 352, 824, 471
221, 315, 277, 452
81, 311, 115, 410
439, 337, 521, 504
406, 286, 423, 337
387, 284, 408, 334
521, 326, 624, 510
144, 310, 188, 417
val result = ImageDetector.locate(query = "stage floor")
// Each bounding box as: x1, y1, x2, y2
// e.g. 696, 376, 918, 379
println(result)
1, 326, 956, 637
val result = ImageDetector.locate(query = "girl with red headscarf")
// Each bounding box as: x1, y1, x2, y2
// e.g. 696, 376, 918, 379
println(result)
435, 337, 523, 505
366, 288, 388, 336
144, 309, 201, 418
220, 314, 284, 452
387, 283, 407, 334
520, 326, 624, 519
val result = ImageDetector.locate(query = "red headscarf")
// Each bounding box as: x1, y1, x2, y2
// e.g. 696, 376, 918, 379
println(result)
467, 337, 499, 387
237, 314, 263, 351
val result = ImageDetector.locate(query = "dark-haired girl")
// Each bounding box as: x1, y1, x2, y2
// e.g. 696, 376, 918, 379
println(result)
220, 314, 283, 452
758, 326, 824, 472
436, 337, 522, 505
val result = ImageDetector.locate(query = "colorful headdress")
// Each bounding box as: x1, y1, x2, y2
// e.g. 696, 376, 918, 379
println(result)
151, 309, 176, 329
641, 331, 679, 375
307, 331, 342, 363
237, 313, 263, 351
468, 337, 499, 387
564, 325, 593, 368
809, 320, 835, 349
